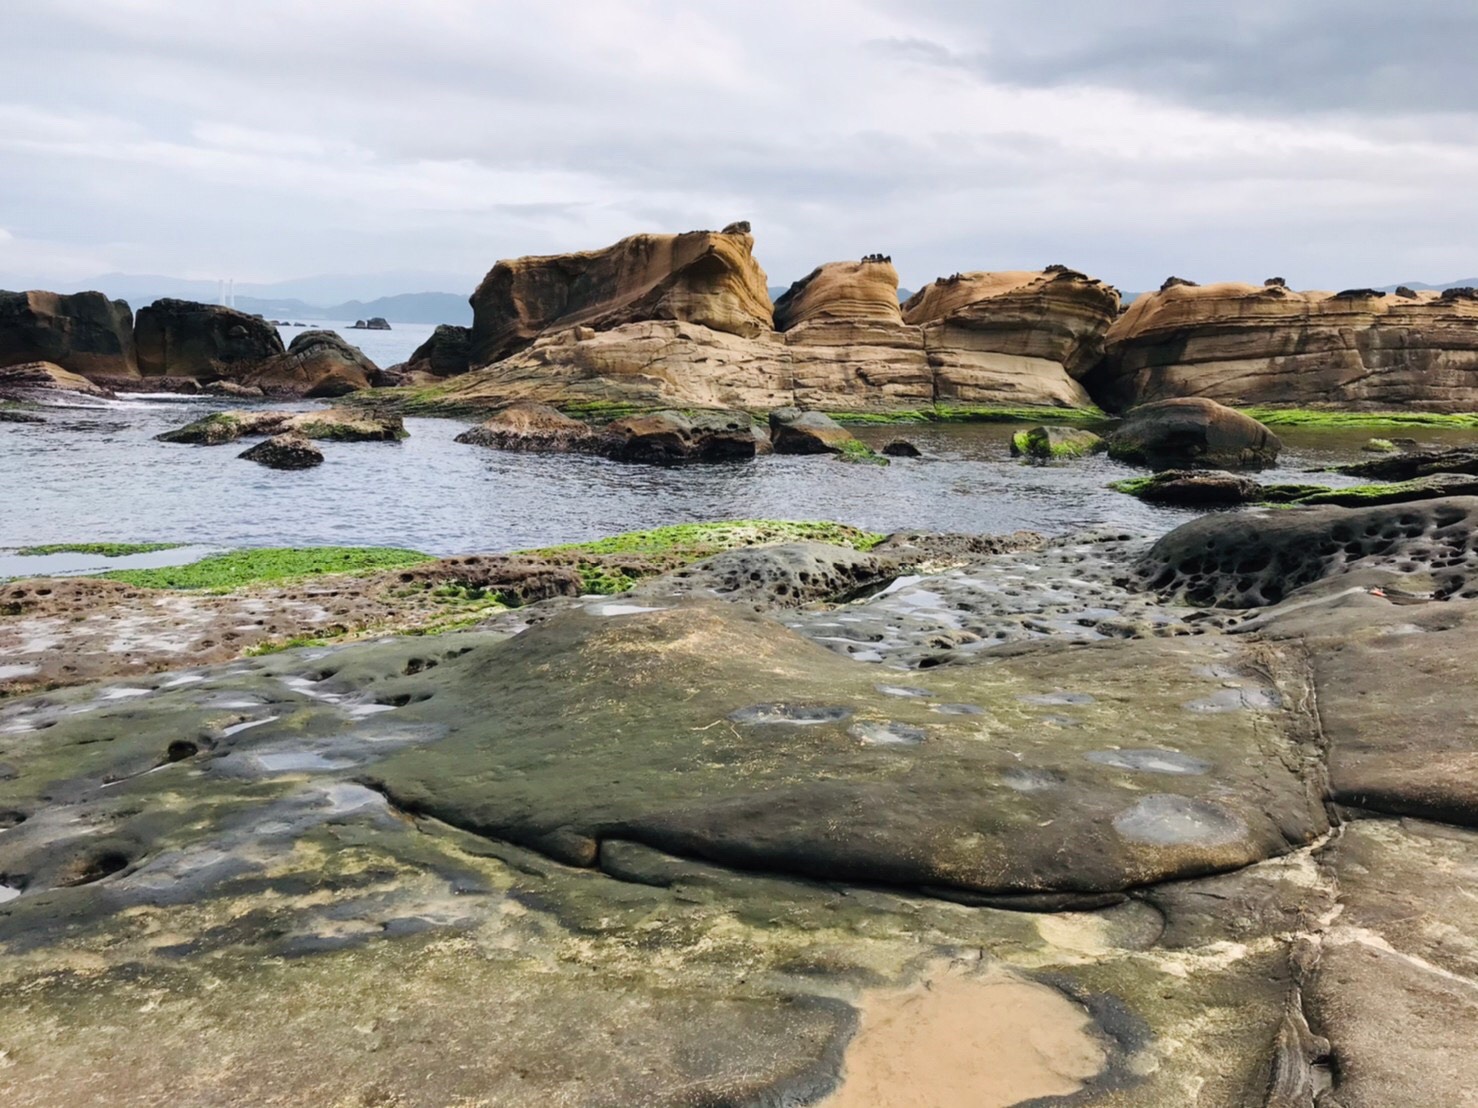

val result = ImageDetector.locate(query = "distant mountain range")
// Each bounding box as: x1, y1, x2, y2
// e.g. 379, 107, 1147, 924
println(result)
1, 271, 479, 325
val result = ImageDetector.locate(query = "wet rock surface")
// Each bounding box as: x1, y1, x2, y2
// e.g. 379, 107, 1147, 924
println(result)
4, 506, 1478, 1104
1107, 397, 1281, 470
238, 432, 324, 469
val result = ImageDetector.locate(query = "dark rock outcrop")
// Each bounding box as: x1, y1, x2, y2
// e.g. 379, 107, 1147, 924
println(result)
135, 299, 284, 380
603, 409, 757, 463
248, 330, 378, 397
1009, 425, 1104, 461
1338, 445, 1478, 481
1107, 398, 1281, 470
881, 439, 921, 458
0, 290, 137, 384
238, 433, 324, 469
403, 324, 471, 377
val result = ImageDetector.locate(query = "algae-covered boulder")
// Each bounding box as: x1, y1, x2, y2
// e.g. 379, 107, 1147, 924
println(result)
1010, 425, 1103, 461
1107, 397, 1281, 470
1113, 469, 1262, 506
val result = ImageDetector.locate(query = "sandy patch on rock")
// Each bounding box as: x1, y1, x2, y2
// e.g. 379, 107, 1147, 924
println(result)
827, 964, 1106, 1107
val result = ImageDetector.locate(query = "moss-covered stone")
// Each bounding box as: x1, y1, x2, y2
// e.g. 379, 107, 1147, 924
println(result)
101, 546, 432, 590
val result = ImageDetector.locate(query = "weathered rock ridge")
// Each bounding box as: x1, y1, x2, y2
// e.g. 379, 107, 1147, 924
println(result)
468, 223, 775, 367
435, 239, 1120, 414
1089, 281, 1478, 411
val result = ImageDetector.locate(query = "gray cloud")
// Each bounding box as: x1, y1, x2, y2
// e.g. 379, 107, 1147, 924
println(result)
1, 1, 1476, 299
877, 0, 1478, 115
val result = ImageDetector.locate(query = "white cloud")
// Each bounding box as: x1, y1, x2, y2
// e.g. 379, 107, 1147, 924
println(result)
1, 0, 1476, 294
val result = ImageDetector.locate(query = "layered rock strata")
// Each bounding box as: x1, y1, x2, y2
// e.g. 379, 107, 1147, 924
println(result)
439, 239, 1120, 414
1089, 281, 1478, 411
468, 222, 774, 367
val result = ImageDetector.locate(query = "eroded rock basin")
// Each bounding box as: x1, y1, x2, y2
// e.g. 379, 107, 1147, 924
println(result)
5, 500, 1478, 1105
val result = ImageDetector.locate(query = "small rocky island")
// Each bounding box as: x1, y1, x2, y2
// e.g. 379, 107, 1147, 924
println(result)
4, 223, 1478, 1105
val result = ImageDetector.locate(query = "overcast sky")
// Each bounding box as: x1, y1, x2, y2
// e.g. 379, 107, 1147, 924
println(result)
3, 0, 1478, 297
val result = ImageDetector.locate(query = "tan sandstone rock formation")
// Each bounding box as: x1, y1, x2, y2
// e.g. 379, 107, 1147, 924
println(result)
468, 222, 774, 366
0, 290, 138, 384
773, 259, 903, 330
902, 267, 1120, 407
439, 235, 1118, 415
1088, 282, 1478, 411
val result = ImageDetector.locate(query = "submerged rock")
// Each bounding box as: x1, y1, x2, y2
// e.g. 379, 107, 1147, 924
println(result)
1010, 424, 1104, 461
1115, 469, 1264, 506
1107, 397, 1281, 470
238, 433, 323, 470
1338, 443, 1478, 481
455, 402, 597, 452
156, 407, 405, 445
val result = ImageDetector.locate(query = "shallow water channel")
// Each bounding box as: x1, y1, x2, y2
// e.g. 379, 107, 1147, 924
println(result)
2, 393, 1463, 574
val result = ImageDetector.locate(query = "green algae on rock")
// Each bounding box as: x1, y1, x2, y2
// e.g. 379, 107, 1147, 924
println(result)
1241, 407, 1478, 429
1011, 425, 1105, 461
101, 546, 433, 591
14, 541, 183, 557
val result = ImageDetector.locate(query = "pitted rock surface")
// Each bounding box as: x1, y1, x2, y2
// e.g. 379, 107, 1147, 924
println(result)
1138, 496, 1478, 607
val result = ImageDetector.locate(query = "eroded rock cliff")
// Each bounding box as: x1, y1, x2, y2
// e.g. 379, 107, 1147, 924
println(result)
1089, 281, 1478, 411
0, 290, 138, 383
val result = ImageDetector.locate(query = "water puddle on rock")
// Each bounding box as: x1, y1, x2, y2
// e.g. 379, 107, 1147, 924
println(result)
825, 966, 1106, 1107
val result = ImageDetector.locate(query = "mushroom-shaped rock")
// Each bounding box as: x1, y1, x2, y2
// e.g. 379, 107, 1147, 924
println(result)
454, 402, 597, 452
238, 432, 324, 469
135, 299, 284, 381
469, 224, 774, 366
773, 260, 904, 331
1107, 398, 1281, 470
0, 290, 138, 385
